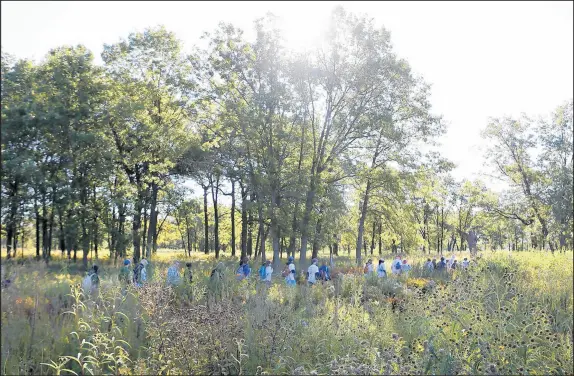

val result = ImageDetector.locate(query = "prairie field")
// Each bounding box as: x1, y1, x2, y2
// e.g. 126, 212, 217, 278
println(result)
1, 250, 572, 375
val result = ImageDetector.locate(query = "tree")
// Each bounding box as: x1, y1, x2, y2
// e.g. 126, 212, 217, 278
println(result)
483, 116, 551, 249
537, 100, 573, 250
102, 26, 196, 262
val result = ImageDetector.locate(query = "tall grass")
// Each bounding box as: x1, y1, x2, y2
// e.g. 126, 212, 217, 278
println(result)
1, 250, 572, 375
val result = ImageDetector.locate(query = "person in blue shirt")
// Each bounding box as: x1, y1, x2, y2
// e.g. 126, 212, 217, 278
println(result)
283, 256, 296, 286
318, 260, 331, 282
236, 256, 251, 281
436, 256, 447, 270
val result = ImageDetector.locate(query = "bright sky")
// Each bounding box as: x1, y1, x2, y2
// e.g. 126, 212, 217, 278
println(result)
2, 1, 573, 195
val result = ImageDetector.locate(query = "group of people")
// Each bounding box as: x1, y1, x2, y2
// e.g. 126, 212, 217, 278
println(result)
422, 255, 470, 272
118, 258, 150, 288
78, 252, 473, 296
362, 254, 471, 278
363, 257, 412, 278
235, 256, 331, 286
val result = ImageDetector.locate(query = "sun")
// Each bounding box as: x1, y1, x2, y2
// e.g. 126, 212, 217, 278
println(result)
267, 5, 330, 54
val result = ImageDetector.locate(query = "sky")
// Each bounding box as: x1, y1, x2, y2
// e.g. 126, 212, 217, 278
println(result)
2, 1, 573, 197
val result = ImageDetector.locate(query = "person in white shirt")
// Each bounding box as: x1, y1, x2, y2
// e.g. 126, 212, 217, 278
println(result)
447, 254, 455, 270
377, 259, 387, 278
264, 260, 273, 286
462, 258, 470, 269
391, 257, 402, 275
424, 258, 434, 272
307, 258, 319, 285
364, 259, 374, 275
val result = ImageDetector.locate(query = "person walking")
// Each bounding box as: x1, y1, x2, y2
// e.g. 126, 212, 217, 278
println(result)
391, 256, 402, 275
401, 259, 412, 276
167, 261, 182, 287
319, 260, 331, 282
264, 260, 273, 286
307, 258, 319, 285
283, 256, 296, 286
119, 259, 132, 286
377, 259, 387, 278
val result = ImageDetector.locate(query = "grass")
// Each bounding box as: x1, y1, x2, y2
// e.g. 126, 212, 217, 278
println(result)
1, 249, 572, 375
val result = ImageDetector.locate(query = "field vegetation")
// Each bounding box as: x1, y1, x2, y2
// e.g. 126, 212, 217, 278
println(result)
1, 250, 572, 375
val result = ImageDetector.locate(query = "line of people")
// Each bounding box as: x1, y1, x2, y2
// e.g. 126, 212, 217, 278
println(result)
236, 256, 332, 286
363, 257, 411, 277
422, 255, 470, 272
100, 252, 474, 295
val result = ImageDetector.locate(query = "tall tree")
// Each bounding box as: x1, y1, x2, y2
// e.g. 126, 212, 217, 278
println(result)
102, 26, 196, 262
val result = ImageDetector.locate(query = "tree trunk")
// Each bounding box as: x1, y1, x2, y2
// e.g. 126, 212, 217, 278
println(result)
118, 203, 126, 259
311, 223, 322, 260
257, 202, 265, 261
211, 177, 220, 258
146, 182, 159, 260
81, 183, 90, 270
378, 222, 382, 256
21, 227, 25, 258
48, 186, 56, 258
6, 180, 20, 259
203, 185, 209, 254
440, 206, 444, 253
436, 205, 440, 255
185, 216, 192, 257
271, 189, 281, 268
132, 184, 144, 264
370, 220, 376, 255
175, 215, 188, 254
240, 182, 248, 259
247, 192, 254, 257
230, 180, 236, 257
42, 190, 48, 259
300, 177, 317, 267
141, 189, 148, 256
355, 179, 371, 266
35, 195, 40, 258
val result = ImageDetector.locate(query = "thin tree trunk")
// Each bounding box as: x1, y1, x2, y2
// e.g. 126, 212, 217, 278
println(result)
211, 176, 220, 258
370, 220, 376, 255
300, 177, 317, 267
355, 179, 371, 266
240, 182, 248, 259
48, 186, 56, 258
118, 203, 126, 259
175, 214, 188, 254
436, 205, 440, 255
378, 222, 382, 256
230, 180, 236, 257
312, 214, 323, 260
247, 192, 254, 257
35, 194, 40, 258
185, 216, 192, 257
270, 189, 280, 268
132, 182, 144, 264
142, 190, 148, 256
146, 182, 159, 260
5, 181, 18, 259
203, 185, 209, 254
440, 207, 444, 253
42, 190, 48, 259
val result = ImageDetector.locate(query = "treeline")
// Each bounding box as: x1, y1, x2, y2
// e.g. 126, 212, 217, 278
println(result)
2, 8, 572, 269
